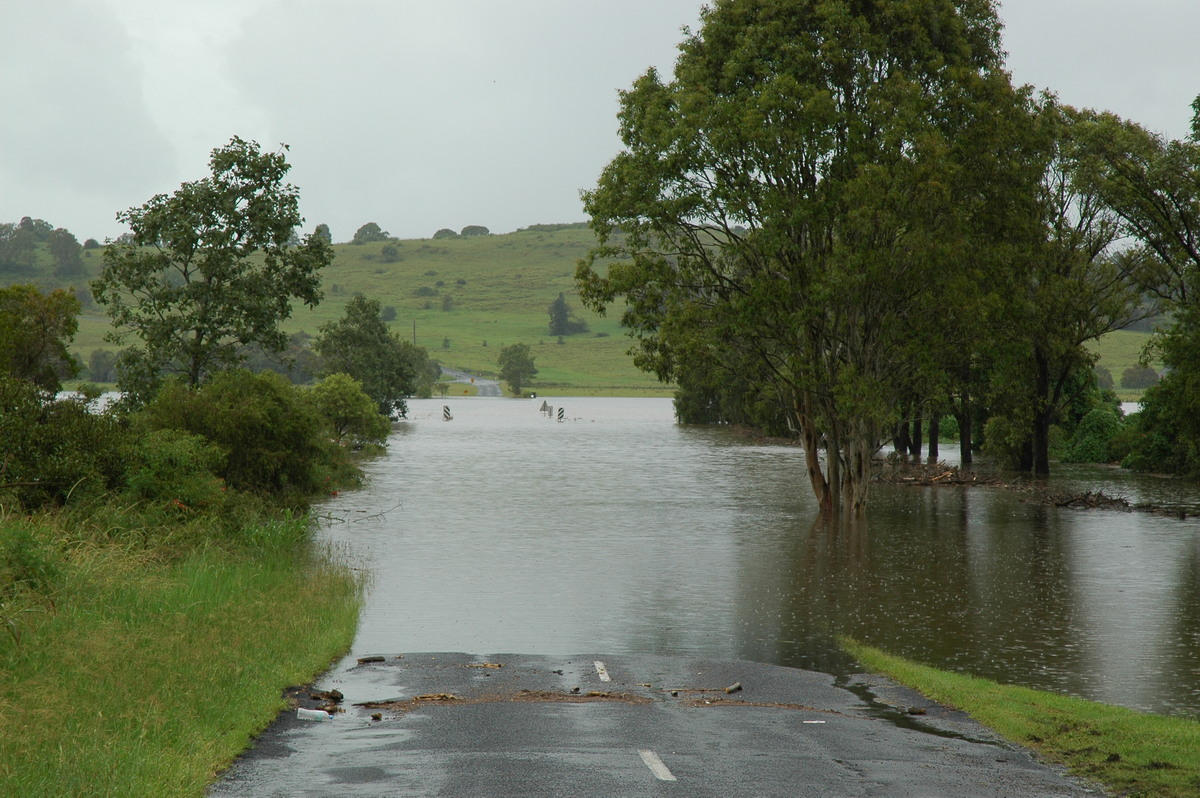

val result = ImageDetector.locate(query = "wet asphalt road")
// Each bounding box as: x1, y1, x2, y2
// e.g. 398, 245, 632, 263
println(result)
210, 653, 1099, 797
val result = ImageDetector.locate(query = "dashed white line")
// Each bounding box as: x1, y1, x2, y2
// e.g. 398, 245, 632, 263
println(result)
638, 750, 677, 782
593, 660, 611, 682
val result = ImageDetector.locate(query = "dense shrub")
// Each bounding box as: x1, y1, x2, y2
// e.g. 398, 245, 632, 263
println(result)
308, 374, 390, 449
124, 429, 227, 510
1060, 407, 1123, 463
0, 378, 131, 510
136, 371, 336, 498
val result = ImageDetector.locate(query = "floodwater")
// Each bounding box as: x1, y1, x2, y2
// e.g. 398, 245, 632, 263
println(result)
316, 397, 1200, 718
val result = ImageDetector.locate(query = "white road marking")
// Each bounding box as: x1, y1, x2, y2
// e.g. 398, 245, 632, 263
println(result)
593, 660, 611, 682
638, 750, 677, 782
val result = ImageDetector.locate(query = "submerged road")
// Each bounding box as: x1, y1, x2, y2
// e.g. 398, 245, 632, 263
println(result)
210, 653, 1096, 797
441, 368, 502, 397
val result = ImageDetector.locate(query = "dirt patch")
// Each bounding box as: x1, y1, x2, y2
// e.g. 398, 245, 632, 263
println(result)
357, 689, 653, 717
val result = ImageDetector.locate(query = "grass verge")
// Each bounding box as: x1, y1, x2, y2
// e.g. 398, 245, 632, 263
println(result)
842, 638, 1200, 798
0, 512, 362, 797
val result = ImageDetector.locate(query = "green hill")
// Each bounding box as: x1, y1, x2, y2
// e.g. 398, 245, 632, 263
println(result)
64, 224, 672, 397
4, 218, 1158, 399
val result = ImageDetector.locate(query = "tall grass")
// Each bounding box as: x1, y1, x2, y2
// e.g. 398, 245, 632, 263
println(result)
0, 512, 362, 797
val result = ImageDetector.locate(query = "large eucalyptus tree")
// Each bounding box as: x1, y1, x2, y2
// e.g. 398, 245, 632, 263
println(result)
576, 0, 1037, 517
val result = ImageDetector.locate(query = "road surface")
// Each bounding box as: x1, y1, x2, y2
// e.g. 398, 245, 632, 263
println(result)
210, 653, 1097, 797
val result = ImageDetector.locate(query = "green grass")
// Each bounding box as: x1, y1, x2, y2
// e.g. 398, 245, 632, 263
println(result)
0, 512, 362, 797
42, 225, 1163, 398
64, 226, 671, 395
1088, 329, 1160, 403
843, 638, 1200, 798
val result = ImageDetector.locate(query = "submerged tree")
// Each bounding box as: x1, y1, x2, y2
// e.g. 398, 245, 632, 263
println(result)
577, 0, 1036, 517
92, 137, 332, 402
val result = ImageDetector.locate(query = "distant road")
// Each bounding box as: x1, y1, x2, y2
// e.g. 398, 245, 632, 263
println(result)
442, 368, 502, 397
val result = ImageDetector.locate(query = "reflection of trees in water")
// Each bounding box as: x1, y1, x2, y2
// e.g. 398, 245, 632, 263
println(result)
1165, 544, 1200, 715
769, 486, 1084, 695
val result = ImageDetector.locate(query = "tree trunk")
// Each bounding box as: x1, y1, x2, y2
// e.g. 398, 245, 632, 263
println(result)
953, 393, 973, 466
909, 413, 922, 460
894, 422, 911, 461
927, 414, 940, 462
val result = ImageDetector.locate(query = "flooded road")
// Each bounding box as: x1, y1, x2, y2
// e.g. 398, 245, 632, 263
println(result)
314, 397, 1200, 718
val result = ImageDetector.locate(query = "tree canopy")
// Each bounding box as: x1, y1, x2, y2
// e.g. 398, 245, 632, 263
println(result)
0, 284, 80, 392
313, 295, 429, 418
577, 0, 1035, 516
497, 343, 537, 396
92, 137, 332, 402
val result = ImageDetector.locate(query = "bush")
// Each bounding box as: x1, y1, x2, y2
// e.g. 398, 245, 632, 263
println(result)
413, 286, 438, 297
124, 429, 227, 510
308, 374, 390, 449
0, 521, 62, 598
1060, 407, 1123, 463
432, 228, 459, 239
135, 371, 336, 499
0, 377, 131, 510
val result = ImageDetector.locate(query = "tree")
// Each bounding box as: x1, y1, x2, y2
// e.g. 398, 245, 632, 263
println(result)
432, 228, 459, 239
1073, 96, 1200, 476
47, 227, 85, 277
497, 343, 537, 396
548, 292, 588, 336
308, 373, 390, 449
0, 284, 80, 391
313, 295, 424, 417
313, 223, 332, 244
351, 222, 391, 245
576, 0, 1029, 517
91, 137, 332, 402
981, 103, 1147, 475
460, 225, 490, 237
0, 222, 37, 274
87, 349, 119, 383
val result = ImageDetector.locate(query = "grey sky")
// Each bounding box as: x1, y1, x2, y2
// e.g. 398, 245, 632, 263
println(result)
2, 1, 1197, 243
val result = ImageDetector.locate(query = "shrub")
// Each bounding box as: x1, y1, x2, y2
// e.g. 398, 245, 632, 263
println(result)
124, 429, 227, 510
1060, 407, 1123, 463
0, 377, 131, 510
413, 286, 438, 297
432, 228, 459, 239
0, 521, 62, 598
308, 374, 390, 449
135, 371, 336, 499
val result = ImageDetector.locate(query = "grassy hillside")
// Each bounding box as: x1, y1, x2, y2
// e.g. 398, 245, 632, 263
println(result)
65, 225, 672, 396
5, 221, 1159, 399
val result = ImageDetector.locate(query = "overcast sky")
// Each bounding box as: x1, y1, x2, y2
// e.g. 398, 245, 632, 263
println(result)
3, 1, 1198, 243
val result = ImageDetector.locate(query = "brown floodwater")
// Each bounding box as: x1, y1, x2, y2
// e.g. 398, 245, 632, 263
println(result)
316, 397, 1200, 717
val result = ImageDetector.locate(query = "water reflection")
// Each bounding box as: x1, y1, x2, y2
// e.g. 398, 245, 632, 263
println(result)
319, 398, 1200, 717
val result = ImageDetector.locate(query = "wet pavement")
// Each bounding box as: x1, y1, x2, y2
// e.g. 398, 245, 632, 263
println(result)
210, 653, 1100, 797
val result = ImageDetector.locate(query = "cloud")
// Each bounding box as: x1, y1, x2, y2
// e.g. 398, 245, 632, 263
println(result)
0, 0, 175, 235
223, 0, 700, 241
